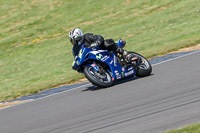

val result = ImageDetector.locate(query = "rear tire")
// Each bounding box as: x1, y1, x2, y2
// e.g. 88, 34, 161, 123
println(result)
128, 52, 152, 77
83, 66, 113, 88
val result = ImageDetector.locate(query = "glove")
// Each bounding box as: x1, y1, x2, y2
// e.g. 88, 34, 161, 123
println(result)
88, 41, 101, 48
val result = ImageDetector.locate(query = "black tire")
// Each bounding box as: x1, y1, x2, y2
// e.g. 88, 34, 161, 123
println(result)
83, 65, 113, 87
128, 52, 152, 77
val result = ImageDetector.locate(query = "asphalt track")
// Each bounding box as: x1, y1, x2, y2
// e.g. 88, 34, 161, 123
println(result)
0, 50, 200, 133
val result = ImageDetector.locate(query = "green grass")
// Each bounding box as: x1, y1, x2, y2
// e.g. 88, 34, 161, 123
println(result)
0, 0, 200, 101
165, 123, 200, 133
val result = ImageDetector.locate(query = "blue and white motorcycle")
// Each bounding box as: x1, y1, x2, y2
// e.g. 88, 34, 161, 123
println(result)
72, 39, 152, 87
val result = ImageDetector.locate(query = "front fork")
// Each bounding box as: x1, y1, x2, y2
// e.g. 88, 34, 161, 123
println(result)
89, 62, 99, 72
88, 62, 115, 81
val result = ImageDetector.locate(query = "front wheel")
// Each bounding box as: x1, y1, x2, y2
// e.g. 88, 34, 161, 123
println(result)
128, 52, 152, 77
83, 65, 113, 88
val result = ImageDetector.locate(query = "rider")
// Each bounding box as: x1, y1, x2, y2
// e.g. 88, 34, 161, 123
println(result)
69, 28, 137, 63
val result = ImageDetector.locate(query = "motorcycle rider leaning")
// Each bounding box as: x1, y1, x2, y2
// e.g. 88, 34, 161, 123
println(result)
69, 28, 137, 64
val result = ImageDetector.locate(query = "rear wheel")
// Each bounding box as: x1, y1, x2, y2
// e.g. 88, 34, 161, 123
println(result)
83, 65, 113, 87
128, 52, 152, 77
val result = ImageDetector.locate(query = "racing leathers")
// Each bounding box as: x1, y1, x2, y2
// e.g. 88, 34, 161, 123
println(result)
72, 33, 104, 57
72, 33, 136, 64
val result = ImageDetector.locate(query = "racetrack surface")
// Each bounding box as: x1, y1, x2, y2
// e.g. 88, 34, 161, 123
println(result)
0, 51, 200, 133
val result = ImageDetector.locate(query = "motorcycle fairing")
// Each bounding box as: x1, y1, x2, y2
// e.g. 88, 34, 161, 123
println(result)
72, 44, 136, 81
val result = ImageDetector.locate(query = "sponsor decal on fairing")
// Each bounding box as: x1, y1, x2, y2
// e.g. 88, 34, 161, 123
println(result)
128, 67, 133, 71
121, 72, 124, 77
76, 61, 80, 65
96, 54, 103, 60
114, 70, 121, 79
124, 70, 134, 77
110, 60, 113, 65
78, 49, 83, 58
101, 56, 109, 62
113, 55, 117, 67
116, 75, 122, 79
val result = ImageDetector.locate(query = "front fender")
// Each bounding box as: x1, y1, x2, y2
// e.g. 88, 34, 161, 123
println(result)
83, 62, 99, 72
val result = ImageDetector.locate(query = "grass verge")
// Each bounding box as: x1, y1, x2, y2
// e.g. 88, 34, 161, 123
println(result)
165, 123, 200, 133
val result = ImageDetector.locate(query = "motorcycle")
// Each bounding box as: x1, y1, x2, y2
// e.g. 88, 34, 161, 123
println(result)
72, 39, 152, 87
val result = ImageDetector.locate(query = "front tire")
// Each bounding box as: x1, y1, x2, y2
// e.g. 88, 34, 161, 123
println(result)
128, 52, 152, 77
83, 66, 113, 88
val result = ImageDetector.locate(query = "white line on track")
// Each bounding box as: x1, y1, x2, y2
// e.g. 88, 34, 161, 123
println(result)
1, 50, 200, 111
0, 83, 91, 110
152, 50, 200, 66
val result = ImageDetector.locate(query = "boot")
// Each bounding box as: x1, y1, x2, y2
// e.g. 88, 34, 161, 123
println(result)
116, 47, 137, 63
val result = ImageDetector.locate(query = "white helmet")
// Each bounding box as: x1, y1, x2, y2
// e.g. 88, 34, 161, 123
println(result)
69, 28, 84, 45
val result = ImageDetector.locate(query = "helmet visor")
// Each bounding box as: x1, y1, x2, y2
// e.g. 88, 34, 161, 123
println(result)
70, 35, 82, 45
69, 37, 74, 45
70, 39, 74, 45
